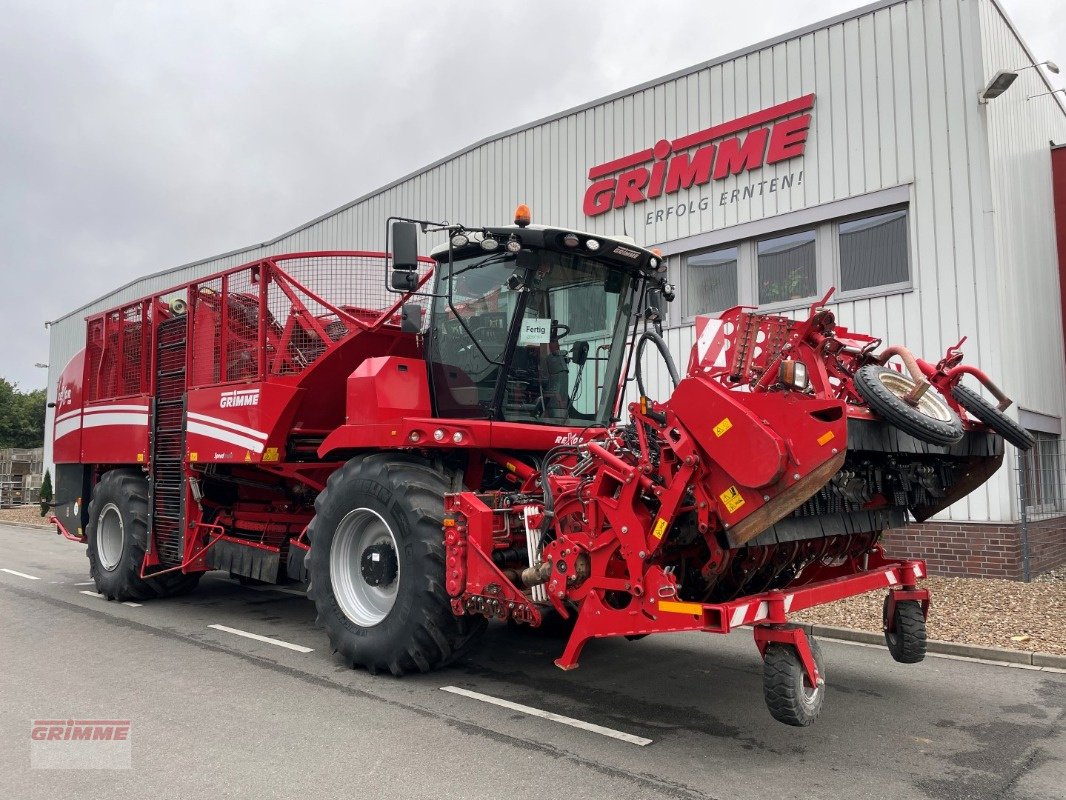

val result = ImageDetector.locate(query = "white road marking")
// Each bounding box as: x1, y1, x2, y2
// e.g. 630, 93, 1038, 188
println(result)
1, 568, 40, 580
440, 686, 652, 746
79, 590, 140, 608
74, 581, 94, 586
207, 624, 313, 653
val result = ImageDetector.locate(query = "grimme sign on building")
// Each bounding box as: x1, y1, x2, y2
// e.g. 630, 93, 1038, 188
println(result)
582, 94, 814, 223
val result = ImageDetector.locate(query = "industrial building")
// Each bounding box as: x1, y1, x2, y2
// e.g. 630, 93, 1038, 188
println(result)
45, 0, 1066, 577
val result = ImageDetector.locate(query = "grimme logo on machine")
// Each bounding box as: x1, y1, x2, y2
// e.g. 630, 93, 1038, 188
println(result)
219, 388, 260, 408
582, 94, 814, 217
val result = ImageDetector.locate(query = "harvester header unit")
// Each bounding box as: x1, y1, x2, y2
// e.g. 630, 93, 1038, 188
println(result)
50, 206, 1031, 725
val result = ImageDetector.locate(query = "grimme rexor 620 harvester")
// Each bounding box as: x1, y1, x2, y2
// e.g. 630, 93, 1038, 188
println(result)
50, 207, 1032, 725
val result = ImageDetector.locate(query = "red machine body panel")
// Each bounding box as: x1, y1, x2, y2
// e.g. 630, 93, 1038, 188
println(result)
79, 397, 151, 465
185, 382, 302, 465
52, 351, 86, 464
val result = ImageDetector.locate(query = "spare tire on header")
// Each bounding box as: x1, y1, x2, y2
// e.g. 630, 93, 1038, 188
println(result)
951, 383, 1035, 450
854, 365, 963, 446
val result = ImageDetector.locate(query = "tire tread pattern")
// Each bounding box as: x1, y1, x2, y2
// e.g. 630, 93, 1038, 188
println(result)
884, 597, 927, 664
762, 638, 824, 727
951, 383, 1035, 450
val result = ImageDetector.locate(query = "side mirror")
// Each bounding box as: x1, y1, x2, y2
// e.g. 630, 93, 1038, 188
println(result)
400, 302, 421, 334
571, 340, 590, 366
391, 221, 420, 270
392, 271, 418, 291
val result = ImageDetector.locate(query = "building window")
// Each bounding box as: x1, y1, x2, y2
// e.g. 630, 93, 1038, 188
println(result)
757, 229, 817, 304
838, 208, 909, 292
685, 245, 739, 318
1022, 432, 1066, 517
676, 202, 912, 323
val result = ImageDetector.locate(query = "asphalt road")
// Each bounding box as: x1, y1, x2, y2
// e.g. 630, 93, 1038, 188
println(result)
1, 522, 1063, 800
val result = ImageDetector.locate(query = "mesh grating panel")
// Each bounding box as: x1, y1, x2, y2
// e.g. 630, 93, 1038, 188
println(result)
182, 254, 430, 386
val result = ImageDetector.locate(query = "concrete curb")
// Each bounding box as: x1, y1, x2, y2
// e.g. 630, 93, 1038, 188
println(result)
0, 521, 54, 531
799, 622, 1066, 669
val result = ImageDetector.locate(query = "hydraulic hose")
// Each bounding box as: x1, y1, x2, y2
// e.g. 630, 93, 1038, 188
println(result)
635, 330, 680, 399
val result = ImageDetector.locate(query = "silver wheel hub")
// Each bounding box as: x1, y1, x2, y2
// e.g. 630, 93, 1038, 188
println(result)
877, 371, 954, 422
330, 508, 400, 627
97, 502, 125, 571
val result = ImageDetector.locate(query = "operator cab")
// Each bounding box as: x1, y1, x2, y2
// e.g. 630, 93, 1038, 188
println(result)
390, 208, 666, 426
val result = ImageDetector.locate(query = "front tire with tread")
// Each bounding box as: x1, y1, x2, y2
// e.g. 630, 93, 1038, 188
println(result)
307, 454, 485, 676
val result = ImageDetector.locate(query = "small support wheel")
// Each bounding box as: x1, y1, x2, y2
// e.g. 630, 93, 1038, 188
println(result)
883, 596, 927, 663
762, 637, 825, 727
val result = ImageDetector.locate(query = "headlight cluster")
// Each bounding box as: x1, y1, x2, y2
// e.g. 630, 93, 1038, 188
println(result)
778, 359, 810, 391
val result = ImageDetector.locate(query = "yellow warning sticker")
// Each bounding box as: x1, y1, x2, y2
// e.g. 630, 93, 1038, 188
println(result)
651, 517, 668, 539
262, 447, 280, 462
244, 451, 252, 462
719, 485, 746, 513
713, 417, 733, 438
136, 453, 144, 462
189, 452, 198, 462
817, 430, 835, 446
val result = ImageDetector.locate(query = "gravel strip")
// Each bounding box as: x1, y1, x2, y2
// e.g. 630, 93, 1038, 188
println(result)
792, 575, 1066, 655
0, 505, 52, 527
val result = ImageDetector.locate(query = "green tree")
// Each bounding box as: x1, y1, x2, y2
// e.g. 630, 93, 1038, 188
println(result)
40, 468, 53, 516
0, 378, 47, 448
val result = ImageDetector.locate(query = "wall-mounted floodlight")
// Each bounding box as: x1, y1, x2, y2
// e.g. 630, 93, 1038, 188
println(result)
978, 70, 1019, 103
1028, 88, 1066, 101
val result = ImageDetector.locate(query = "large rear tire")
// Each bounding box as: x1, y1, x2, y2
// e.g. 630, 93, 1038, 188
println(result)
86, 469, 201, 601
854, 365, 963, 446
951, 383, 1035, 450
307, 454, 486, 675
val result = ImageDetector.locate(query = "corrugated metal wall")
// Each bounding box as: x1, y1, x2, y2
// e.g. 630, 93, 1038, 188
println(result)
45, 0, 1066, 524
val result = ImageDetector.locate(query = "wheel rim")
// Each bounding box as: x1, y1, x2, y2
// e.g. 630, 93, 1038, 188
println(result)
329, 508, 400, 627
877, 371, 954, 422
802, 678, 821, 702
97, 502, 124, 571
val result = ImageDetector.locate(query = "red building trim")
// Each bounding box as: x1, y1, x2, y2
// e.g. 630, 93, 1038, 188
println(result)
1051, 145, 1066, 362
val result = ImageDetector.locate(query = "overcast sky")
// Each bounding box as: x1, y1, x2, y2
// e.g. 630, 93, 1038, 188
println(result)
1, 0, 1063, 391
